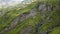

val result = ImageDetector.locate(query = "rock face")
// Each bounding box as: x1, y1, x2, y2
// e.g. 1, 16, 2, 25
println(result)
0, 1, 60, 34
35, 2, 53, 34
19, 26, 32, 34
0, 8, 37, 34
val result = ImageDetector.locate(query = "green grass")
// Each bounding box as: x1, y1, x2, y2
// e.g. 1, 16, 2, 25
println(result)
0, 2, 38, 31
49, 27, 60, 34
3, 10, 41, 34
39, 9, 60, 34
0, 0, 60, 34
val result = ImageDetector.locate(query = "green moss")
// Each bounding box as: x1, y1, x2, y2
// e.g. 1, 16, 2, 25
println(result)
39, 9, 60, 34
0, 1, 38, 31
3, 11, 41, 34
49, 27, 60, 34
0, 0, 60, 34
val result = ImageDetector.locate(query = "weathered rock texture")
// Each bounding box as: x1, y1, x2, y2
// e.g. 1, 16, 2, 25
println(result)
0, 0, 60, 34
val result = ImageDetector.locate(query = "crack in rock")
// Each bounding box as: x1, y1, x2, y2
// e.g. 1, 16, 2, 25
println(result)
35, 3, 53, 34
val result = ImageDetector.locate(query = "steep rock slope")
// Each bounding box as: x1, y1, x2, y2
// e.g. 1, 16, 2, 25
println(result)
0, 0, 60, 34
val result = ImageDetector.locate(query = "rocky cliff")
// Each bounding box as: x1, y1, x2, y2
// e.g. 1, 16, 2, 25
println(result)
0, 0, 60, 34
